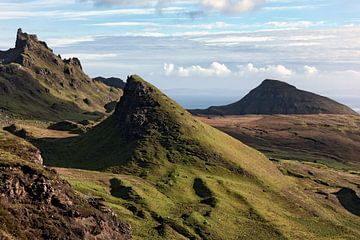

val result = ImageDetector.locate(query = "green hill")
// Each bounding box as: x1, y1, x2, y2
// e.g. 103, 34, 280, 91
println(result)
35, 75, 360, 239
0, 29, 122, 121
190, 79, 358, 116
46, 75, 284, 184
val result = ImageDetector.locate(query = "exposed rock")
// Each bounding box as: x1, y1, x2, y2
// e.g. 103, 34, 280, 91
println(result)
0, 28, 122, 121
61, 75, 247, 176
64, 57, 83, 70
0, 130, 132, 240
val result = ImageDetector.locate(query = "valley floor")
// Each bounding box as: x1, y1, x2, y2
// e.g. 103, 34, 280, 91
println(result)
196, 114, 360, 170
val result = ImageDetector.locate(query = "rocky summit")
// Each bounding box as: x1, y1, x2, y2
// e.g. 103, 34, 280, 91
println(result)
190, 79, 358, 116
0, 29, 121, 121
42, 75, 284, 184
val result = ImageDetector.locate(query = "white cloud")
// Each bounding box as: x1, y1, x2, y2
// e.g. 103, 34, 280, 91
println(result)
238, 63, 293, 77
266, 21, 324, 28
201, 0, 264, 13
164, 63, 175, 75
193, 36, 273, 46
93, 21, 233, 30
84, 0, 265, 14
46, 36, 96, 47
0, 7, 184, 20
62, 53, 118, 60
164, 62, 295, 78
164, 62, 231, 77
304, 65, 318, 75
93, 22, 158, 27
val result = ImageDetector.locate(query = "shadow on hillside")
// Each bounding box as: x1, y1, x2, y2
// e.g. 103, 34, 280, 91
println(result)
335, 188, 360, 216
33, 136, 79, 168
2, 124, 79, 168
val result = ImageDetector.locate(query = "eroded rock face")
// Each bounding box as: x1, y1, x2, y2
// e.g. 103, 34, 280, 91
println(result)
113, 75, 174, 139
0, 29, 122, 121
0, 131, 132, 240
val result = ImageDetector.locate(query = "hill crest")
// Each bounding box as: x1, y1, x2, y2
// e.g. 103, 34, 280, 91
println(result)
0, 29, 121, 121
191, 79, 358, 115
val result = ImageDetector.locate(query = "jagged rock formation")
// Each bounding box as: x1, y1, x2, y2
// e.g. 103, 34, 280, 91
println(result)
190, 79, 358, 116
0, 129, 131, 240
94, 76, 126, 89
0, 29, 122, 121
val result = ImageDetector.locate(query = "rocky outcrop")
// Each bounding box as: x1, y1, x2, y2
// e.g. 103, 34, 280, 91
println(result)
59, 75, 246, 176
0, 130, 132, 240
113, 75, 169, 139
190, 79, 358, 116
0, 29, 122, 121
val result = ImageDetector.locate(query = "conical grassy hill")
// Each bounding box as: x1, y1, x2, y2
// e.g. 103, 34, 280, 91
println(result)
60, 75, 284, 186
35, 75, 360, 239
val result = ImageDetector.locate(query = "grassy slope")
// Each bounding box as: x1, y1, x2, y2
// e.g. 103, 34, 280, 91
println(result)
0, 31, 122, 121
29, 76, 360, 239
56, 165, 360, 240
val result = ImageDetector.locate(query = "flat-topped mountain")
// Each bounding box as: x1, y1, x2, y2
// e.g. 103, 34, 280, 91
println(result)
0, 29, 121, 121
191, 79, 358, 116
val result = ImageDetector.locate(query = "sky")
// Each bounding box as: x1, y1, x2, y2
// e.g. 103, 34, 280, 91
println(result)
0, 0, 360, 110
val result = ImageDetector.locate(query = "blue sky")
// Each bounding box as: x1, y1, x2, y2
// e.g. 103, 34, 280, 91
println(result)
0, 0, 360, 110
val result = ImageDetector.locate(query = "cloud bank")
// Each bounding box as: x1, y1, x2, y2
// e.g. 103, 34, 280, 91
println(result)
83, 0, 265, 13
201, 0, 265, 13
164, 62, 232, 77
164, 62, 301, 78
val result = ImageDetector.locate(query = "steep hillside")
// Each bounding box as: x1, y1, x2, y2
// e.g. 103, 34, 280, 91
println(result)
0, 129, 131, 240
46, 75, 284, 184
191, 79, 358, 115
0, 29, 122, 121
33, 75, 360, 239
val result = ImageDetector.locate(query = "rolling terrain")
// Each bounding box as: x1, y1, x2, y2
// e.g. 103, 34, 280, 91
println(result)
0, 29, 122, 121
191, 79, 358, 116
197, 115, 360, 169
13, 75, 360, 240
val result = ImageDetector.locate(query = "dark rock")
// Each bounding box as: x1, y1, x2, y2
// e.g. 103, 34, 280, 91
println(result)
0, 131, 132, 240
64, 57, 82, 70
94, 76, 126, 89
190, 79, 358, 115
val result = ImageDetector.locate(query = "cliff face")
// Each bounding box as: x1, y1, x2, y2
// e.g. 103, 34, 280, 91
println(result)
0, 130, 132, 240
0, 29, 122, 121
191, 79, 358, 116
